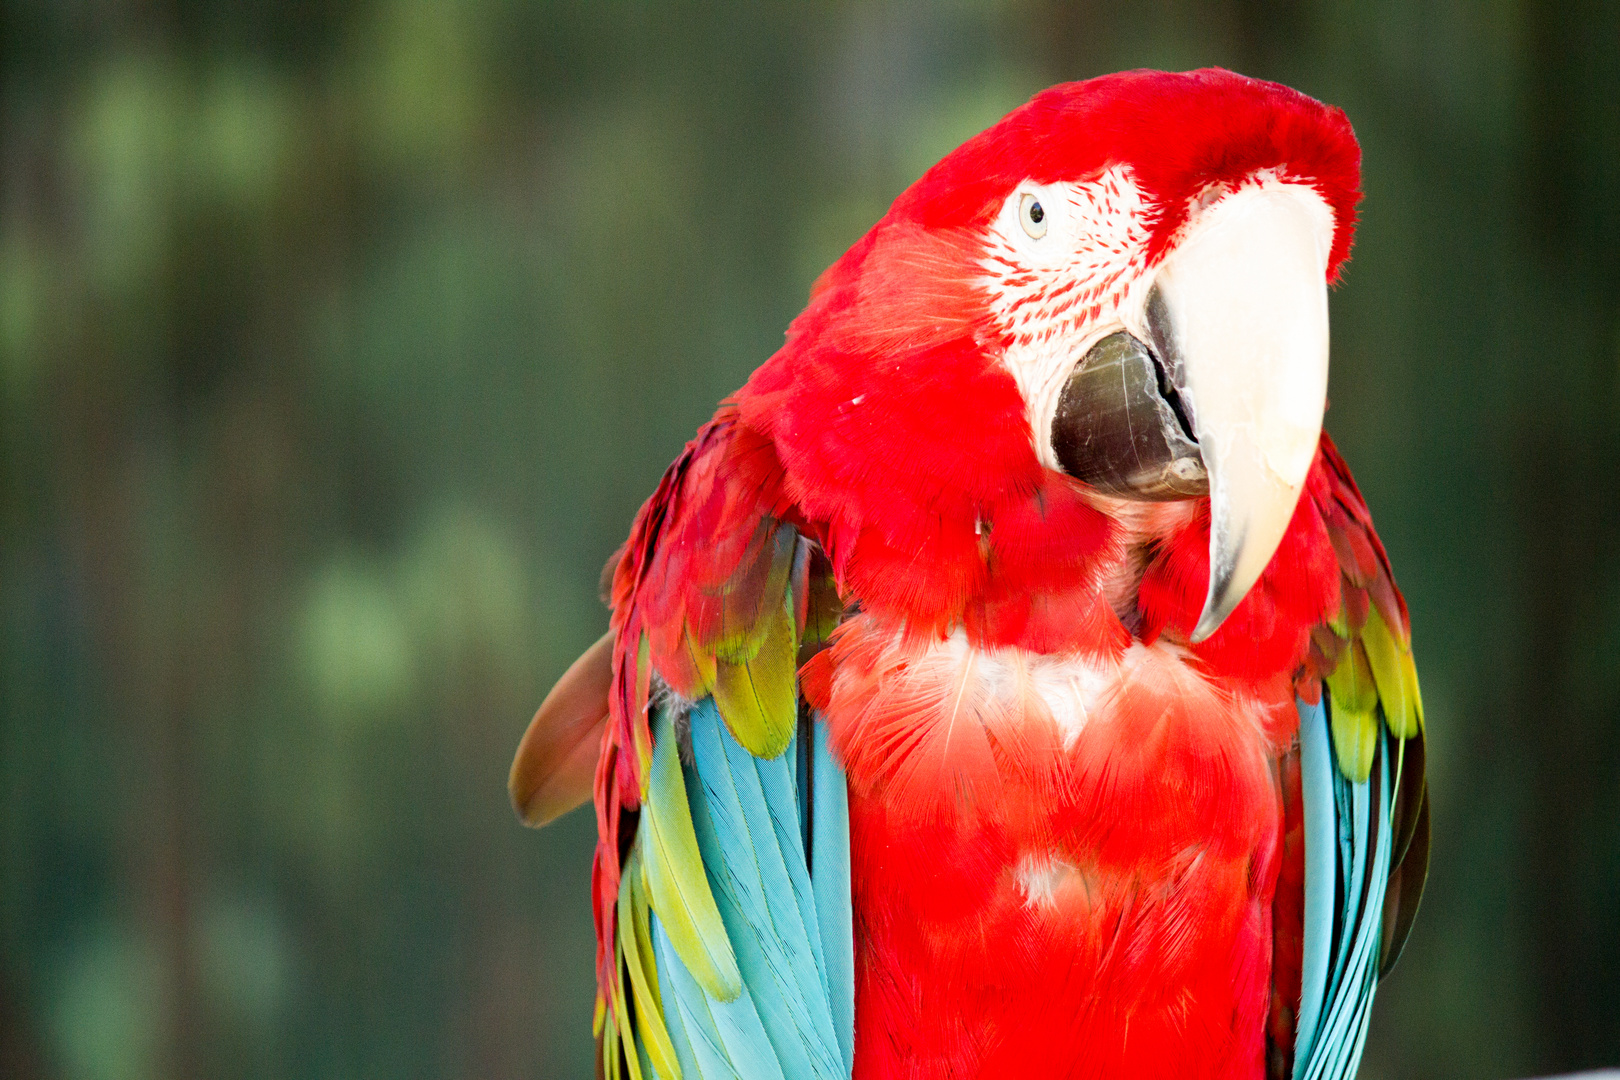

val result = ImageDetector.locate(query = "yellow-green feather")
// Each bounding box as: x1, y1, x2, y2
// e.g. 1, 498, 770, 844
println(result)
1326, 639, 1380, 782
1361, 606, 1421, 738
712, 597, 798, 759
604, 947, 628, 1080
714, 528, 796, 663
802, 573, 843, 647
1400, 645, 1425, 730
612, 930, 645, 1080
1326, 637, 1378, 713
789, 535, 844, 650
643, 708, 743, 1001
619, 844, 681, 1080
1332, 703, 1379, 783
683, 629, 717, 697
629, 851, 663, 1017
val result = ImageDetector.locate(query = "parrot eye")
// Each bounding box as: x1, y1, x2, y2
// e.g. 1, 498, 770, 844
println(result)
1020, 193, 1048, 238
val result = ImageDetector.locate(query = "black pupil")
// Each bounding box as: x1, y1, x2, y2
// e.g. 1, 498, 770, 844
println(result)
1028, 200, 1044, 223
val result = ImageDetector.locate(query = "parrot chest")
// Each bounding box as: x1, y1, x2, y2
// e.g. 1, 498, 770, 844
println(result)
824, 622, 1296, 1080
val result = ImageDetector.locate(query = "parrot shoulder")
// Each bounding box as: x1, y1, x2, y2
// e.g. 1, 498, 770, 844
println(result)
567, 404, 855, 1080
1275, 434, 1431, 1080
1304, 435, 1429, 973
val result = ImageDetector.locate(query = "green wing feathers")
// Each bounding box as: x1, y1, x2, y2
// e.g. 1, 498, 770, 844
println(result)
642, 707, 743, 1002
711, 527, 801, 759
1310, 437, 1430, 976
1320, 604, 1422, 783
589, 410, 851, 1080
604, 527, 852, 1080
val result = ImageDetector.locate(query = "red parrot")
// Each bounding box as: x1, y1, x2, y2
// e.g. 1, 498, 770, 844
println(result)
510, 68, 1429, 1080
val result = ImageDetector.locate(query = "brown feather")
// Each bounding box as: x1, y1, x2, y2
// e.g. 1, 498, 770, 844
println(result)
509, 631, 614, 827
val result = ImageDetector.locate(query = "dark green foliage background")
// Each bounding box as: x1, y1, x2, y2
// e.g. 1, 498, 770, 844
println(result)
2, 2, 1617, 1078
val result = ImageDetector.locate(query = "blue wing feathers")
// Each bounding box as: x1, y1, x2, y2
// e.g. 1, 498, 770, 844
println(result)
1294, 696, 1335, 1073
753, 732, 831, 992
810, 717, 855, 1075
689, 701, 844, 1079
1293, 693, 1396, 1080
1325, 763, 1369, 1009
667, 875, 787, 1080
653, 914, 747, 1080
1312, 752, 1390, 1080
641, 700, 850, 1079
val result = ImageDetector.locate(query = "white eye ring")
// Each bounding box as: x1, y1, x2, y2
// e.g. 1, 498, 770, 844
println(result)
1019, 192, 1048, 239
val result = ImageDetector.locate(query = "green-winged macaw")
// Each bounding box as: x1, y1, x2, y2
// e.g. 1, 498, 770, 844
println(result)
510, 67, 1429, 1080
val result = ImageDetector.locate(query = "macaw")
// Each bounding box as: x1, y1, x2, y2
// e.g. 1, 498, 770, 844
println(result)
510, 68, 1429, 1080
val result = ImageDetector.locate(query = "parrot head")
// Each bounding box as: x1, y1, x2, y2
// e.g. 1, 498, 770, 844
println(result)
745, 67, 1360, 644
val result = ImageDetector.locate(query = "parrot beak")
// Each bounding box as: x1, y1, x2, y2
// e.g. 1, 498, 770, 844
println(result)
1148, 184, 1332, 642
1049, 183, 1331, 642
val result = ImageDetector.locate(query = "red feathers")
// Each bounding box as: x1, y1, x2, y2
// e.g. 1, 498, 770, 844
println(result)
740, 193, 1123, 653
887, 68, 1360, 280
575, 67, 1387, 1078
835, 637, 1296, 1080
1137, 445, 1345, 681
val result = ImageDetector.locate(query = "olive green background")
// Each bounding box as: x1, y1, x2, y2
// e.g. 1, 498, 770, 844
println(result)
3, 2, 1617, 1078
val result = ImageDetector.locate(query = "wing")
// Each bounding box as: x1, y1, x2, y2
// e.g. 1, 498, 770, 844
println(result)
588, 406, 854, 1080
1282, 435, 1430, 1080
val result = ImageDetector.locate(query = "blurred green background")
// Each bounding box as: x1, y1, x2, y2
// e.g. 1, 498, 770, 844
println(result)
2, 2, 1617, 1078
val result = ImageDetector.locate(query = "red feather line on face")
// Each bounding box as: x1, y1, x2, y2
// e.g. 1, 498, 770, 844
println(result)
980, 164, 1152, 359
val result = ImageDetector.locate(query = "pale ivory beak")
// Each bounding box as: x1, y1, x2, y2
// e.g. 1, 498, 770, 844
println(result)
1145, 184, 1333, 642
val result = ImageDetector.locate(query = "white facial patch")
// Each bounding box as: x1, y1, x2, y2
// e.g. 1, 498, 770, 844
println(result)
980, 165, 1153, 472
980, 168, 1339, 487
